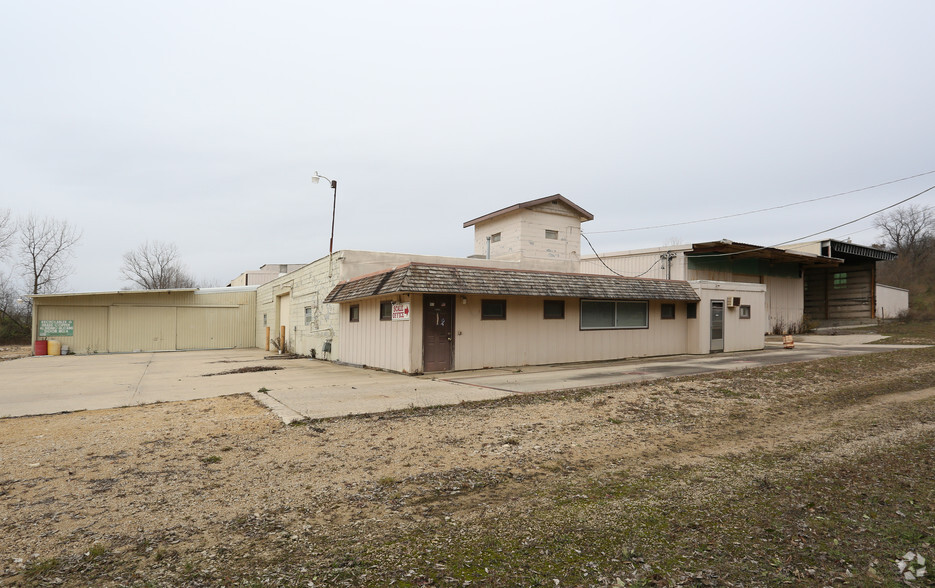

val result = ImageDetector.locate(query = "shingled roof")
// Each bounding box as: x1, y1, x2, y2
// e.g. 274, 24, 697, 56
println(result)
324, 263, 699, 303
462, 194, 594, 228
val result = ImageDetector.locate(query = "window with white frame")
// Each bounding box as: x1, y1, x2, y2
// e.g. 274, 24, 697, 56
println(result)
580, 300, 648, 330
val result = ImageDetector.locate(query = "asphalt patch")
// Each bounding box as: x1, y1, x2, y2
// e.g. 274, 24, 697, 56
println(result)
202, 366, 284, 377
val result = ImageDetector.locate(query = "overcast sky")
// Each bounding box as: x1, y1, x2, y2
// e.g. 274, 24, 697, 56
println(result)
2, 1, 934, 292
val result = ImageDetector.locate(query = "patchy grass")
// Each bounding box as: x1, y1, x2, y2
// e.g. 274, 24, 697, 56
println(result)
859, 317, 935, 345
5, 346, 935, 587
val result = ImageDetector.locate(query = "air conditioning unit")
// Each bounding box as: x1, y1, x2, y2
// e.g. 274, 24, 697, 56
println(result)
726, 297, 741, 308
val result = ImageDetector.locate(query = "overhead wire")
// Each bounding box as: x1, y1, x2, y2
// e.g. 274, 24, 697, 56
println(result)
581, 232, 664, 278
682, 183, 935, 258
582, 183, 935, 271
585, 169, 935, 235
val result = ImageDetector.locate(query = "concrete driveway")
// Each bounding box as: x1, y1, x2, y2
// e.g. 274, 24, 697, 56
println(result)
0, 335, 926, 421
438, 335, 923, 393
0, 349, 503, 421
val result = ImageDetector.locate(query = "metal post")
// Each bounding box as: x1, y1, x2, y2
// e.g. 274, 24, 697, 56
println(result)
329, 179, 337, 255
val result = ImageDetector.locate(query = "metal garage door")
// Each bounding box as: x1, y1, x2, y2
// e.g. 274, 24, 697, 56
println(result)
108, 306, 178, 352
176, 307, 239, 350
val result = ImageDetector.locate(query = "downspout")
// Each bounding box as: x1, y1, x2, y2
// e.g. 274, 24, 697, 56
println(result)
486, 236, 491, 260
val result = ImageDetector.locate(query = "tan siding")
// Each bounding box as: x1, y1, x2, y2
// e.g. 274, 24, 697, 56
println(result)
33, 305, 108, 354
108, 306, 178, 352
177, 307, 238, 349
763, 275, 804, 333
337, 297, 413, 372
32, 290, 255, 353
689, 282, 767, 353
452, 296, 694, 370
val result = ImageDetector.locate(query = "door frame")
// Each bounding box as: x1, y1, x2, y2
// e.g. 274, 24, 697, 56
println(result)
710, 299, 725, 353
422, 294, 455, 372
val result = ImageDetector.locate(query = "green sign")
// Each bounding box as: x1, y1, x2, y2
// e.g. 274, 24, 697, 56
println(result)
39, 320, 74, 337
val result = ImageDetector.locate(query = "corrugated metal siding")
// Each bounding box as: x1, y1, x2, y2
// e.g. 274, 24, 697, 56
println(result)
32, 305, 109, 354
177, 307, 237, 350
33, 290, 256, 353
109, 306, 178, 352
763, 275, 804, 333
581, 252, 681, 281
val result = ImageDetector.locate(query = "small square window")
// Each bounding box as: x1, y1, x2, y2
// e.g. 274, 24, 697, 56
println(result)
545, 229, 558, 240
349, 305, 360, 322
490, 232, 501, 243
543, 299, 565, 319
686, 303, 697, 319
380, 300, 393, 321
481, 299, 506, 320
739, 305, 751, 319
305, 306, 313, 326
833, 272, 847, 289
661, 303, 675, 320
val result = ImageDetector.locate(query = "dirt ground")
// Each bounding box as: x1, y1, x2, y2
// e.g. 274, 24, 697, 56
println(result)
0, 346, 31, 362
1, 345, 934, 586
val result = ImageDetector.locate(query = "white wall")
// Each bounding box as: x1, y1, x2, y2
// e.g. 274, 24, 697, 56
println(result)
876, 284, 909, 320
581, 246, 691, 280
689, 281, 767, 353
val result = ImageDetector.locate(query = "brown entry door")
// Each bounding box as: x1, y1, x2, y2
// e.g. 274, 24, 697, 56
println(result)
423, 295, 454, 372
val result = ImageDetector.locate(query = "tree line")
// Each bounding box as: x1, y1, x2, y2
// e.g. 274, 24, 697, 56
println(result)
1, 208, 199, 343
874, 204, 935, 317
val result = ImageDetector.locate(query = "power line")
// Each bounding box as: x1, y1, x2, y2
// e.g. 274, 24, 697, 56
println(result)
585, 169, 935, 235
581, 232, 664, 278
693, 183, 935, 258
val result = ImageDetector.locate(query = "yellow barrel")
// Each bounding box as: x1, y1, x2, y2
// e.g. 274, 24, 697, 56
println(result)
47, 340, 62, 356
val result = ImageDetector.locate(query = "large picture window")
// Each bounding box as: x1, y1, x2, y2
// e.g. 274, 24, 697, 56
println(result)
580, 300, 648, 330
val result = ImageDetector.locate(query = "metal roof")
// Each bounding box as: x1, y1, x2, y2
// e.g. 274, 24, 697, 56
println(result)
825, 239, 896, 261
463, 194, 594, 228
28, 286, 257, 299
325, 263, 700, 303
690, 240, 843, 267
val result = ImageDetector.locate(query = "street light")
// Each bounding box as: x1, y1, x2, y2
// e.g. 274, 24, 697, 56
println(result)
311, 171, 338, 257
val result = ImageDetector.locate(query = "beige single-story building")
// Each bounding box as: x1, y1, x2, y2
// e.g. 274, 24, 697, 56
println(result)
30, 194, 768, 371
323, 263, 764, 373
30, 287, 256, 354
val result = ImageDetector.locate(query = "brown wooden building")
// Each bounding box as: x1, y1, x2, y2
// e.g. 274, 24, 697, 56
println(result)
796, 240, 897, 321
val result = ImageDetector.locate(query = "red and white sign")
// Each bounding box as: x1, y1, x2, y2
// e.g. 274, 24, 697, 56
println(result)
391, 302, 410, 321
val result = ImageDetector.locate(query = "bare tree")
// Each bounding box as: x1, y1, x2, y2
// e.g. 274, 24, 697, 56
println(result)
0, 269, 30, 342
875, 204, 935, 291
120, 241, 197, 289
17, 215, 82, 295
0, 208, 14, 260
874, 204, 934, 264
